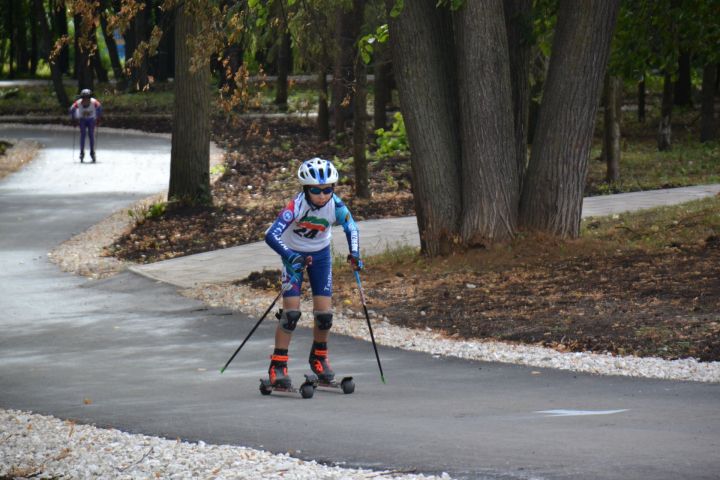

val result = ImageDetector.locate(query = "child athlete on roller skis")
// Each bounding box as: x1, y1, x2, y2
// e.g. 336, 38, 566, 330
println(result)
264, 158, 363, 388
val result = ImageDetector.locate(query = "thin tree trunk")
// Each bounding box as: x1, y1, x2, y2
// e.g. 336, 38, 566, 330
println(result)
658, 72, 673, 151
53, 3, 69, 74
99, 1, 124, 83
331, 5, 357, 135
16, 1, 29, 74
700, 64, 717, 142
504, 0, 532, 189
454, 0, 518, 245
7, 0, 15, 78
637, 76, 645, 123
317, 67, 330, 140
353, 36, 370, 199
603, 74, 622, 182
389, 0, 462, 256
275, 32, 291, 109
31, 5, 39, 74
169, 1, 211, 205
92, 27, 109, 83
519, 0, 620, 238
34, 0, 69, 110
74, 14, 94, 91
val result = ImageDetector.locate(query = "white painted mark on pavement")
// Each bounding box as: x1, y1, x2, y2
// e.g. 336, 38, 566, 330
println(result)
536, 409, 628, 417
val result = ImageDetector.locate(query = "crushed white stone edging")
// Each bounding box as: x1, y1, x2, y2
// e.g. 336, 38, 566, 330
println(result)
0, 409, 451, 480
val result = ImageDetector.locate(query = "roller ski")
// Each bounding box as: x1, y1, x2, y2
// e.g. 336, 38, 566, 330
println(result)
260, 353, 315, 398
309, 345, 355, 394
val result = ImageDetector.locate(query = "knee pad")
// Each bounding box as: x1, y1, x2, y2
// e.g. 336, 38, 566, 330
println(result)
279, 310, 301, 333
314, 310, 333, 331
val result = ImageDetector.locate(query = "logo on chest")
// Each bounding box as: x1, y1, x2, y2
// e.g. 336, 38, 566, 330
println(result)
293, 213, 330, 239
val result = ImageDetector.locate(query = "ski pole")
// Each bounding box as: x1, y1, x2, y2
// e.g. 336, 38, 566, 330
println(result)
353, 270, 386, 384
72, 124, 76, 162
220, 259, 308, 374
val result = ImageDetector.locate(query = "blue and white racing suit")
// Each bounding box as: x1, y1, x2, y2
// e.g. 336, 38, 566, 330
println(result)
265, 192, 360, 297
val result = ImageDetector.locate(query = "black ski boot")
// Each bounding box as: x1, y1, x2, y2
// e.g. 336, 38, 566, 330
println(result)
79, 151, 84, 163
268, 351, 292, 388
90, 150, 96, 163
309, 342, 335, 383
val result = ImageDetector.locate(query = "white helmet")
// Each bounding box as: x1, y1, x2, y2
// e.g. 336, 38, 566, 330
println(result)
297, 158, 339, 185
80, 89, 92, 98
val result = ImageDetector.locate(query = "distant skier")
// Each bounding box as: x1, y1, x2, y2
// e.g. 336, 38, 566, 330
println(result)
264, 158, 363, 389
69, 89, 102, 163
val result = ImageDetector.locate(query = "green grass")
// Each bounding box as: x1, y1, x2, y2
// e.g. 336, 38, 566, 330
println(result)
582, 195, 720, 250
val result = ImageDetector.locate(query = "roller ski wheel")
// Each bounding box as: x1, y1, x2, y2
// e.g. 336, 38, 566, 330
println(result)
259, 374, 315, 399
307, 374, 355, 394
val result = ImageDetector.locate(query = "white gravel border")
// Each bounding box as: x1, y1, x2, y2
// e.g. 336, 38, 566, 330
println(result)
0, 410, 450, 480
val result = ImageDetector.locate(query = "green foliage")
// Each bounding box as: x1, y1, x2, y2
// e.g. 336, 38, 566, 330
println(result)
359, 24, 389, 64
128, 201, 167, 224
374, 112, 409, 159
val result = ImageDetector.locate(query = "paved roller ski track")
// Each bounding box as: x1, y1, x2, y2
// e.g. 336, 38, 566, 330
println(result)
1, 125, 719, 479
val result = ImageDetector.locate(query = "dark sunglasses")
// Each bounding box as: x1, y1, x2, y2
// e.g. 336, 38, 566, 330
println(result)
308, 186, 334, 195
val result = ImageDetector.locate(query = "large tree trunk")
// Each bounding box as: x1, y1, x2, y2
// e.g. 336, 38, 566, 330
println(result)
389, 0, 462, 256
34, 0, 69, 110
674, 50, 692, 107
700, 64, 717, 142
503, 0, 532, 189
352, 0, 369, 199
602, 74, 622, 182
169, 1, 211, 206
454, 0, 518, 245
519, 0, 620, 238
657, 72, 673, 151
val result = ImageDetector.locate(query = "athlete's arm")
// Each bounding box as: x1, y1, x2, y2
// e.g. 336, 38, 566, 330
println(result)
334, 196, 359, 258
265, 201, 297, 261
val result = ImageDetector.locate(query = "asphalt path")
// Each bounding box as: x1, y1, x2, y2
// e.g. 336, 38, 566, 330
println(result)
1, 125, 719, 480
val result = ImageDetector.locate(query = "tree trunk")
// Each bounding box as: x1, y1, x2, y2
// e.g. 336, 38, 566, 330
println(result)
351, 0, 369, 198
7, 0, 15, 78
373, 42, 392, 131
129, 0, 150, 91
30, 3, 39, 74
389, 0, 462, 256
603, 74, 622, 182
700, 64, 717, 142
169, 1, 211, 206
15, 1, 29, 74
317, 67, 331, 140
674, 50, 692, 107
53, 3, 69, 74
519, 0, 620, 238
92, 27, 109, 83
99, 1, 124, 83
454, 0, 518, 245
155, 3, 174, 82
74, 14, 94, 91
34, 0, 69, 110
275, 32, 291, 109
504, 0, 532, 189
331, 5, 358, 135
657, 72, 673, 151
637, 76, 646, 123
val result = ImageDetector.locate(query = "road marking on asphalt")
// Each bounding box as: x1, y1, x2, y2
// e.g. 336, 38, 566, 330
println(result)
535, 409, 629, 417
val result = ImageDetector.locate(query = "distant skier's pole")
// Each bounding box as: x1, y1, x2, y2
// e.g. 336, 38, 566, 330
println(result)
72, 124, 76, 162
354, 271, 386, 384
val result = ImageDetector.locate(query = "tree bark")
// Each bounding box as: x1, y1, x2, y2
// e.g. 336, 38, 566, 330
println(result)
169, 1, 211, 206
674, 50, 692, 107
34, 0, 69, 110
317, 67, 331, 140
603, 74, 622, 182
99, 0, 124, 83
503, 0, 532, 189
353, 38, 370, 199
519, 0, 620, 238
700, 63, 717, 142
637, 76, 646, 123
275, 32, 291, 109
454, 0, 518, 245
53, 2, 69, 74
389, 0, 462, 256
6, 0, 15, 78
74, 14, 94, 91
331, 5, 358, 135
657, 72, 673, 151
373, 42, 392, 131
